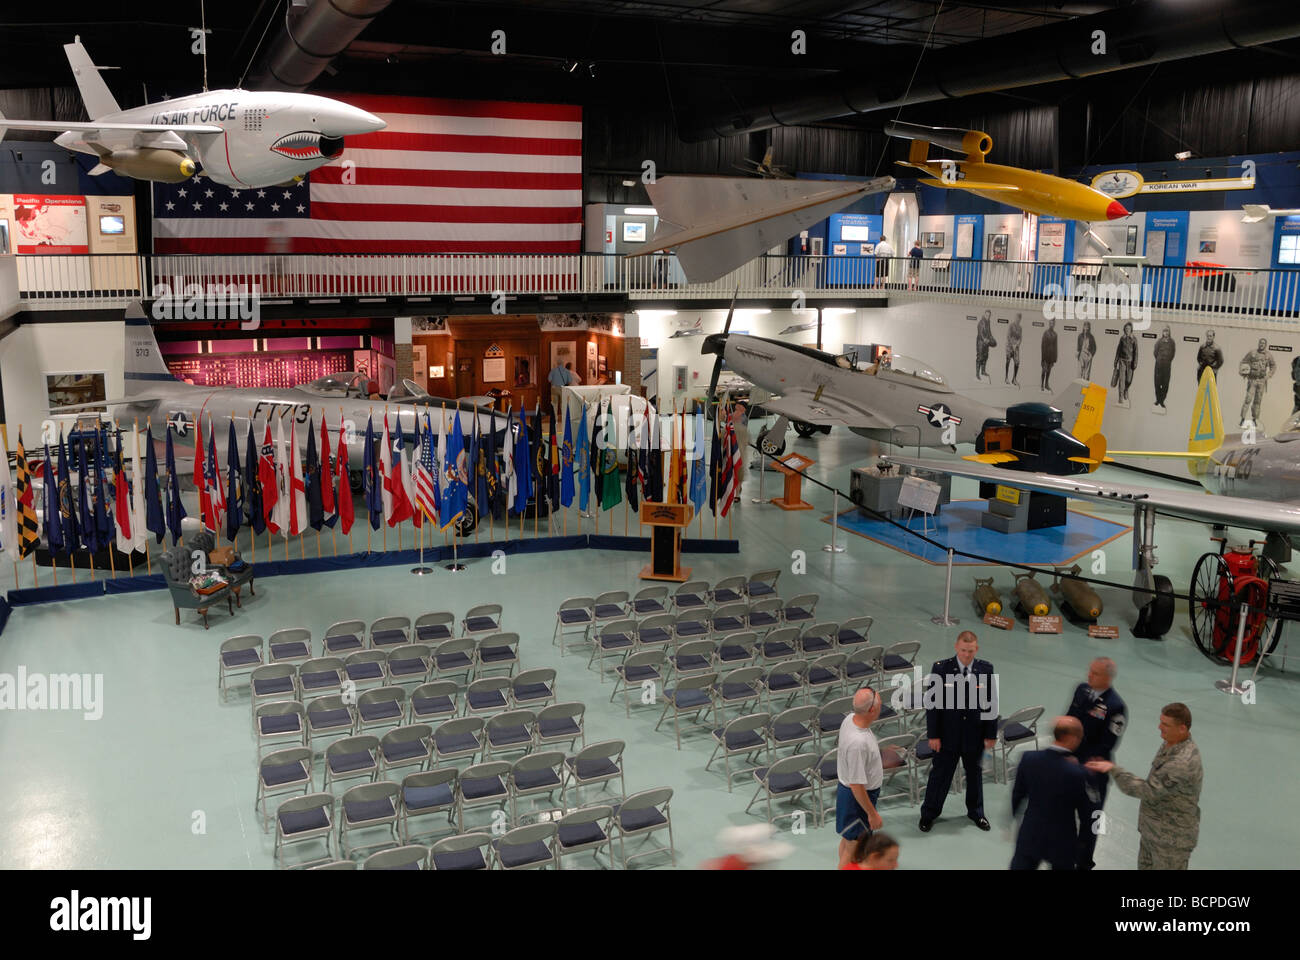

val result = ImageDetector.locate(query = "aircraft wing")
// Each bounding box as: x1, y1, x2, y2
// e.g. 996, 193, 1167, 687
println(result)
761, 389, 888, 430
917, 178, 1020, 192
881, 455, 1300, 535
0, 119, 222, 138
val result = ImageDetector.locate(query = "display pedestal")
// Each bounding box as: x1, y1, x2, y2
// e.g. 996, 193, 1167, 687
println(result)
638, 502, 694, 582
770, 453, 816, 511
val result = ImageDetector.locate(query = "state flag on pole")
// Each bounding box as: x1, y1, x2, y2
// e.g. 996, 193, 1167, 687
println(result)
442, 408, 469, 531
319, 416, 337, 528
203, 422, 226, 535
560, 404, 575, 509
14, 432, 38, 559
42, 437, 62, 554
245, 420, 264, 537
194, 415, 208, 530
306, 416, 324, 532
384, 412, 414, 527
286, 418, 308, 537
403, 415, 422, 530
574, 402, 589, 512
114, 426, 134, 554
336, 412, 355, 535
130, 427, 148, 551
0, 435, 18, 561
225, 416, 242, 543
260, 421, 281, 535
165, 428, 186, 545
145, 426, 166, 544
379, 413, 395, 525
271, 416, 290, 535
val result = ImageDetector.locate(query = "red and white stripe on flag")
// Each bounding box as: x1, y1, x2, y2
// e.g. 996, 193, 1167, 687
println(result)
153, 95, 582, 255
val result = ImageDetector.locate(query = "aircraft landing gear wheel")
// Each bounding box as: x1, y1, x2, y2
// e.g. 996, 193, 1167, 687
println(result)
1132, 574, 1174, 639
455, 500, 479, 538
792, 420, 818, 439
759, 431, 785, 457
1189, 554, 1236, 663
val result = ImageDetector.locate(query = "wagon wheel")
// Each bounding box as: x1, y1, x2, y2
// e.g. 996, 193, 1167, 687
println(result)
1188, 553, 1234, 663
1225, 577, 1271, 665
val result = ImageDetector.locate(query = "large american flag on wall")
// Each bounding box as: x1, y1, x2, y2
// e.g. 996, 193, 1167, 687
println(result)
151, 95, 583, 255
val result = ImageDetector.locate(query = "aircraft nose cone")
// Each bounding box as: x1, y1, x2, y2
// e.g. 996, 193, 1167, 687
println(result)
1106, 199, 1129, 220
354, 107, 386, 133
702, 333, 727, 356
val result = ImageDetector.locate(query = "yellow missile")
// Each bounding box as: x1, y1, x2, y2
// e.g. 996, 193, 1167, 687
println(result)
886, 122, 1129, 223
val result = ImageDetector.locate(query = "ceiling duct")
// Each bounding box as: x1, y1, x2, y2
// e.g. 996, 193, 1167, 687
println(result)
249, 0, 393, 92
680, 0, 1300, 141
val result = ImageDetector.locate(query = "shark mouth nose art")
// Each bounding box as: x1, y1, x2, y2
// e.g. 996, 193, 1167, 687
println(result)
270, 131, 344, 160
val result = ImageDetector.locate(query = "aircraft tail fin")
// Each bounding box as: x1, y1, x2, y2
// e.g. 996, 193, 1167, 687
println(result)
1187, 366, 1224, 471
64, 39, 121, 121
1052, 380, 1109, 472
123, 301, 176, 394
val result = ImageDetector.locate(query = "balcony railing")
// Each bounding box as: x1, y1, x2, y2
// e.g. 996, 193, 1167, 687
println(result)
14, 252, 1300, 325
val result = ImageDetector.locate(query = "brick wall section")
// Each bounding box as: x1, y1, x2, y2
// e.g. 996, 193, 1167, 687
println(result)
393, 342, 414, 384
622, 338, 641, 393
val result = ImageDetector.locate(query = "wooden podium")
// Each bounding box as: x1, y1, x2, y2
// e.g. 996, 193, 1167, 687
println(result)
639, 502, 694, 582
770, 453, 816, 511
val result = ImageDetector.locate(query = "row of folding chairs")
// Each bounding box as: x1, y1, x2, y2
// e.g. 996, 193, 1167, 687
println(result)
281, 787, 675, 870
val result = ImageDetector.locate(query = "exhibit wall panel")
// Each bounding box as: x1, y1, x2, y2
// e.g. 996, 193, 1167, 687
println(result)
0, 321, 124, 446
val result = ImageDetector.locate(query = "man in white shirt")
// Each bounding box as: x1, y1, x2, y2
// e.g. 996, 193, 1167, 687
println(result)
874, 236, 895, 286
836, 687, 884, 867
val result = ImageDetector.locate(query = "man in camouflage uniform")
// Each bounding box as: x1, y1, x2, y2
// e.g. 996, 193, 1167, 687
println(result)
1086, 702, 1202, 870
1240, 338, 1276, 426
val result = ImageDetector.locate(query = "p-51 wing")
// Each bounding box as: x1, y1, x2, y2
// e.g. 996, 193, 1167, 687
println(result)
881, 455, 1300, 536
761, 388, 888, 430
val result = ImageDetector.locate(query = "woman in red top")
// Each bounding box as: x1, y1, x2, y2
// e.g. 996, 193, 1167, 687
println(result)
840, 831, 900, 870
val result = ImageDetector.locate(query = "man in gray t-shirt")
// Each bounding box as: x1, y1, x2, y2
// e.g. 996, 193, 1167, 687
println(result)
836, 687, 884, 866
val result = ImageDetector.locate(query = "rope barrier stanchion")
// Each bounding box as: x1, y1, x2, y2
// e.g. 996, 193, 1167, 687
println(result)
823, 488, 845, 554
1215, 603, 1251, 696
751, 441, 765, 504
931, 547, 959, 627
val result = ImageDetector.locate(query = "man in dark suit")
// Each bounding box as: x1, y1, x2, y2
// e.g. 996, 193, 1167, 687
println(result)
1067, 657, 1127, 870
919, 632, 998, 832
1010, 716, 1093, 870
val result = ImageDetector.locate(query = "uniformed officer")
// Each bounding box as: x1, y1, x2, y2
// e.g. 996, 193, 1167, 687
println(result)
1086, 702, 1203, 870
1066, 657, 1126, 870
1010, 716, 1093, 870
919, 632, 997, 832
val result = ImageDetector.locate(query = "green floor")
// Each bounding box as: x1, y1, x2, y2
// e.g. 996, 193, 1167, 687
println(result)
1, 429, 1295, 869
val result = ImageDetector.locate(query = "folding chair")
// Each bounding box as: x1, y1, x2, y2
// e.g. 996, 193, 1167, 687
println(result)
746, 598, 782, 633
875, 733, 918, 807
310, 860, 356, 871
843, 645, 883, 692
483, 709, 537, 760
806, 653, 847, 702
553, 597, 595, 654
713, 666, 764, 722
668, 639, 715, 679
760, 658, 810, 709
493, 822, 559, 870
671, 580, 710, 612
747, 753, 819, 827
671, 610, 710, 651
378, 724, 433, 779
218, 635, 262, 701
711, 576, 747, 605
465, 677, 512, 716
880, 640, 922, 683
815, 695, 855, 749
656, 671, 717, 749
534, 702, 586, 751
256, 746, 313, 831
343, 650, 389, 694
255, 700, 307, 754
632, 613, 674, 654
760, 626, 801, 662
799, 622, 838, 657
250, 664, 297, 715
414, 611, 456, 644
611, 650, 664, 718
589, 618, 638, 681
369, 616, 410, 650
592, 590, 631, 627
274, 792, 335, 868
297, 657, 345, 703
430, 832, 493, 870
837, 616, 874, 649
744, 569, 781, 599
781, 593, 819, 626
355, 686, 406, 735
363, 845, 427, 870
338, 780, 401, 859
508, 751, 567, 825
997, 706, 1044, 783
706, 713, 771, 792
322, 619, 366, 657
768, 704, 819, 756
511, 668, 557, 710
385, 644, 432, 686
556, 804, 615, 869
709, 602, 749, 639
268, 627, 312, 665
715, 631, 760, 669
399, 767, 458, 843
812, 747, 838, 826
432, 716, 485, 766
408, 680, 459, 724
475, 632, 520, 678
462, 603, 503, 638
631, 585, 669, 616
307, 695, 356, 747
613, 787, 675, 868
564, 739, 626, 804
323, 734, 380, 792
457, 760, 512, 831
431, 637, 477, 686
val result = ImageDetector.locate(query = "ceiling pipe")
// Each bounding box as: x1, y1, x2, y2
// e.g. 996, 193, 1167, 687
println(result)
680, 0, 1300, 141
249, 0, 393, 92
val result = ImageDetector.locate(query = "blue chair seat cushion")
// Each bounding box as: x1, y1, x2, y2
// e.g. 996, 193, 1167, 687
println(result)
309, 707, 352, 729
715, 728, 764, 750
558, 821, 607, 848
757, 768, 811, 794
1002, 721, 1034, 742
222, 647, 260, 667
666, 687, 710, 708
346, 662, 384, 681
748, 612, 778, 627
436, 731, 480, 754
638, 627, 671, 645
488, 724, 531, 746
254, 675, 294, 696
513, 766, 562, 790
619, 664, 660, 683
261, 759, 308, 786
389, 657, 427, 676
404, 783, 454, 810
599, 633, 634, 649
344, 797, 395, 823
559, 608, 591, 624
382, 738, 427, 762
594, 603, 625, 619
713, 616, 744, 632
416, 624, 453, 641
571, 757, 619, 780
766, 673, 801, 692
497, 840, 551, 868
359, 700, 402, 722
468, 690, 509, 710
538, 716, 581, 738
772, 722, 811, 743
436, 652, 474, 670
845, 659, 874, 678
259, 714, 301, 734
914, 740, 935, 760
820, 759, 838, 781
271, 641, 310, 659
671, 654, 710, 673
617, 806, 667, 832
838, 628, 867, 644
465, 616, 499, 632
808, 667, 838, 685
514, 682, 552, 701
279, 807, 328, 835
412, 695, 454, 716
433, 848, 487, 870
633, 599, 665, 614
325, 634, 363, 652
713, 589, 743, 604
881, 654, 911, 670
461, 776, 506, 800
762, 642, 795, 658
747, 581, 776, 597
676, 594, 707, 609
719, 681, 756, 701
329, 749, 375, 773
801, 635, 833, 651
372, 629, 407, 646
300, 670, 339, 689
784, 607, 811, 621
819, 712, 846, 733
480, 645, 516, 663
675, 621, 708, 637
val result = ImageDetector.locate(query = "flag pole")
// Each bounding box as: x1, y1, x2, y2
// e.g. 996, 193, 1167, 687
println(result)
534, 409, 539, 541
122, 419, 134, 577
245, 410, 255, 565
2, 423, 15, 588
367, 407, 373, 556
